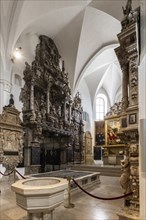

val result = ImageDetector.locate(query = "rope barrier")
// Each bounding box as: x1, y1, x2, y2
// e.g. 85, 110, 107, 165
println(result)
0, 170, 14, 176
72, 178, 133, 201
0, 169, 26, 179
0, 171, 134, 201
15, 169, 26, 179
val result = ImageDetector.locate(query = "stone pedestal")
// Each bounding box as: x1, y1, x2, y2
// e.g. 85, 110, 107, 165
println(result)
117, 208, 139, 220
27, 210, 54, 220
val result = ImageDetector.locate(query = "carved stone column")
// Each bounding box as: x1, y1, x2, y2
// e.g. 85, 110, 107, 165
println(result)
68, 102, 72, 123
30, 79, 34, 111
24, 128, 32, 174
121, 66, 129, 110
115, 1, 140, 219
64, 98, 67, 122
115, 47, 129, 111
47, 84, 51, 114
127, 50, 139, 106
29, 79, 36, 123
126, 130, 139, 207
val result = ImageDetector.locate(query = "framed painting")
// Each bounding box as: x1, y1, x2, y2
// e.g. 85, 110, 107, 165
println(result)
94, 121, 105, 145
129, 113, 136, 124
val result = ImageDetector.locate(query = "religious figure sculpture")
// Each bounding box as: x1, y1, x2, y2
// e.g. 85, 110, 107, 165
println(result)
5, 94, 14, 107
120, 148, 131, 205
122, 0, 132, 16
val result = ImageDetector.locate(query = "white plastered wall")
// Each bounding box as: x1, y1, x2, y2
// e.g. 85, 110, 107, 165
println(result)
77, 78, 93, 133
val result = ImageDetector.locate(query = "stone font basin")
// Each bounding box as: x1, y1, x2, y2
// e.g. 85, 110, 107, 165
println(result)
11, 177, 68, 215
22, 178, 60, 186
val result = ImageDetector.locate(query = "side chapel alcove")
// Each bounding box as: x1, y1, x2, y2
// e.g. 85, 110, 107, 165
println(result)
20, 35, 85, 174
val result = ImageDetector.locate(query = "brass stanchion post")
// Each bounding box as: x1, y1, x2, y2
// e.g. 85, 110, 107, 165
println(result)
64, 176, 75, 208
13, 168, 16, 183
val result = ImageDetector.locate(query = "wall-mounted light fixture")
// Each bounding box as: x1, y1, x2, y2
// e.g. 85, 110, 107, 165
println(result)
11, 47, 22, 63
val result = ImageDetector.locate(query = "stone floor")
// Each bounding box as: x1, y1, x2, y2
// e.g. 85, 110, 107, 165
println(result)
0, 176, 124, 220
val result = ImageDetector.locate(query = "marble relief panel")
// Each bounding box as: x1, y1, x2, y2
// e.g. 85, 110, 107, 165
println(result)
2, 130, 23, 152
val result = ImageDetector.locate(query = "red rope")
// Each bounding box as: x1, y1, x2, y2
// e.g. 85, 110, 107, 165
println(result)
72, 178, 133, 201
0, 169, 26, 179
15, 169, 26, 179
0, 170, 14, 176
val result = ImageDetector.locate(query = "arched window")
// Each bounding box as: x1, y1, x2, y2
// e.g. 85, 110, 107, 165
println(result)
96, 94, 107, 120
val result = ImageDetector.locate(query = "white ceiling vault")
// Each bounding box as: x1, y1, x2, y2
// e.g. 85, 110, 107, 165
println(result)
0, 0, 140, 114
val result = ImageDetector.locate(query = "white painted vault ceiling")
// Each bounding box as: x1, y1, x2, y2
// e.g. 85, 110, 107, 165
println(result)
0, 0, 140, 108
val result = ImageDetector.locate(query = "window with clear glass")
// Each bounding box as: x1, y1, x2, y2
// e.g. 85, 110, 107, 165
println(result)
96, 94, 107, 120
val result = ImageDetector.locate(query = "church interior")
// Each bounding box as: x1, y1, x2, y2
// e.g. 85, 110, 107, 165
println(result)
0, 0, 146, 220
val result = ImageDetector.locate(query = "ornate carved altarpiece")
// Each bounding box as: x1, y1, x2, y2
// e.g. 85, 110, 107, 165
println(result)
20, 35, 84, 174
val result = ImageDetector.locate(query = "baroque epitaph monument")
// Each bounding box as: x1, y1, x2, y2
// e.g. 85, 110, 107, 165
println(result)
20, 35, 84, 174
115, 0, 140, 219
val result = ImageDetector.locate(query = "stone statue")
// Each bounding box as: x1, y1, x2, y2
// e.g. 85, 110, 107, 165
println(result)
120, 148, 130, 195
122, 0, 132, 16
6, 94, 14, 107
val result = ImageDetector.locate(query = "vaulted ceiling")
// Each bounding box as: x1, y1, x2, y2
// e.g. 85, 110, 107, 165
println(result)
0, 0, 140, 110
